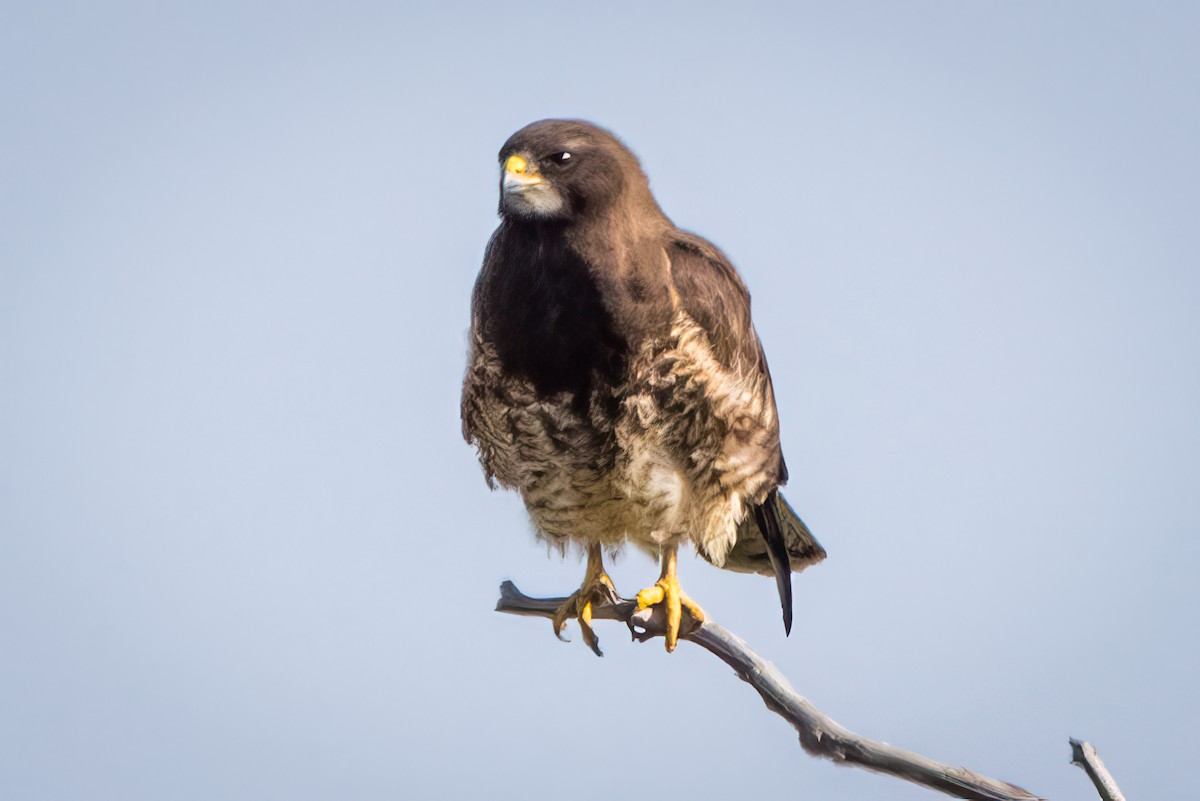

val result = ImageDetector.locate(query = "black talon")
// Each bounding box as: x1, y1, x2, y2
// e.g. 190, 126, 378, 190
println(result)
579, 623, 604, 657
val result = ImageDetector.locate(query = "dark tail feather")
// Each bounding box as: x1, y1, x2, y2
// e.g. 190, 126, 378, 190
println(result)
752, 489, 793, 636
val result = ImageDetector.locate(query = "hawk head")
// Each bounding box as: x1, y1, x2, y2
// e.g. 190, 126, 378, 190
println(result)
497, 119, 647, 222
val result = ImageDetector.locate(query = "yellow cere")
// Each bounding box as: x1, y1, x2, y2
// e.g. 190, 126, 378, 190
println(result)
505, 154, 527, 174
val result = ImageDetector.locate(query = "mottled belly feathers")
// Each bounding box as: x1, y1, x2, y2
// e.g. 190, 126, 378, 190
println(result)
461, 228, 804, 569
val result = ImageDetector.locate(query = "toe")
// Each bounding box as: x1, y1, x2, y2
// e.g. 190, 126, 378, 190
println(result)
637, 585, 665, 609
664, 583, 682, 652
679, 591, 706, 623
596, 573, 620, 604
578, 609, 603, 657
551, 591, 579, 642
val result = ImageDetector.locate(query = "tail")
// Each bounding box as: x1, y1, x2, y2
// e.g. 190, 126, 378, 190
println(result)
752, 491, 791, 634
712, 490, 826, 635
757, 490, 800, 634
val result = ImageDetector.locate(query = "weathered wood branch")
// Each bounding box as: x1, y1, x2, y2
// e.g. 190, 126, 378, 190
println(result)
1070, 739, 1127, 801
496, 580, 1042, 801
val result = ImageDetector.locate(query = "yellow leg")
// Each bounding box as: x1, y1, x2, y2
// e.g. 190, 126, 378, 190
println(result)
552, 543, 619, 656
636, 545, 706, 652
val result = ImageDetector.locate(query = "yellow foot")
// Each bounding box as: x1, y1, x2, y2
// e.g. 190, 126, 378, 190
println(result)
551, 570, 619, 657
636, 576, 706, 652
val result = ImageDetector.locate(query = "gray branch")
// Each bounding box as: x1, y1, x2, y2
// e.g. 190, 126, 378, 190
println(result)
1070, 739, 1127, 801
496, 580, 1041, 801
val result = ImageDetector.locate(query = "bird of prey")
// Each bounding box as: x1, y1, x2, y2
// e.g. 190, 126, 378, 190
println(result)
461, 119, 825, 654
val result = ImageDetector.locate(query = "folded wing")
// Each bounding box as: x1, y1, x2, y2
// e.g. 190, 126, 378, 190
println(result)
668, 230, 826, 634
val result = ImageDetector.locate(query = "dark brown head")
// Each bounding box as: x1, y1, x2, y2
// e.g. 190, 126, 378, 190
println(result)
497, 119, 652, 222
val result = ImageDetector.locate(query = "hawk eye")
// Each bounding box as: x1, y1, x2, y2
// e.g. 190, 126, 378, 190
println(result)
552, 151, 572, 165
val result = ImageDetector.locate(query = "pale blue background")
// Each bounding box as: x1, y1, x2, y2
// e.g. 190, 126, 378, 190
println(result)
2, 2, 1197, 799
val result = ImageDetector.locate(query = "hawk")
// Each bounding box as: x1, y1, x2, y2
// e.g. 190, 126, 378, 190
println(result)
462, 119, 825, 654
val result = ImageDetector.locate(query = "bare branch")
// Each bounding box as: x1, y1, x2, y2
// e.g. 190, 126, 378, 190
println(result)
1070, 739, 1127, 801
496, 581, 1041, 801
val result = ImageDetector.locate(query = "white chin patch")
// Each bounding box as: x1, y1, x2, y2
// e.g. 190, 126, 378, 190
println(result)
502, 175, 566, 219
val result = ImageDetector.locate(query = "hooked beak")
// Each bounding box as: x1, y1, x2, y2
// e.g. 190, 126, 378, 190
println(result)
503, 153, 541, 194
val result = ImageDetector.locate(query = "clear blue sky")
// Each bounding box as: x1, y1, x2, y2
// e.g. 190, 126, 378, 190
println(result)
2, 2, 1197, 799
